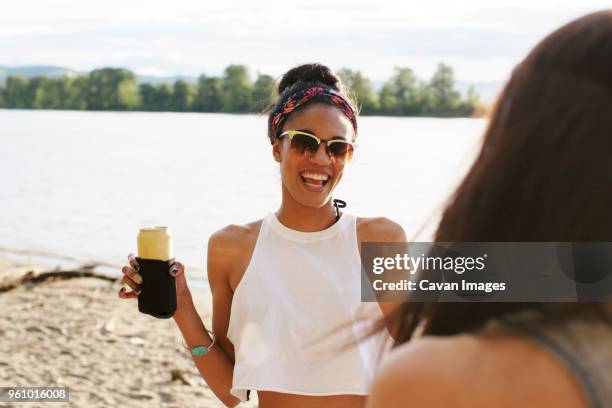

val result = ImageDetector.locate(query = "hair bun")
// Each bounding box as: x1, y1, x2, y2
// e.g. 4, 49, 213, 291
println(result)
278, 63, 342, 94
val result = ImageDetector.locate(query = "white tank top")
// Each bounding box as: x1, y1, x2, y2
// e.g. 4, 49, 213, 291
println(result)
227, 211, 391, 402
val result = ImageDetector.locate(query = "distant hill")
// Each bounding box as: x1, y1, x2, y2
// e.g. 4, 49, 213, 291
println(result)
136, 74, 197, 85
0, 65, 82, 83
0, 65, 197, 86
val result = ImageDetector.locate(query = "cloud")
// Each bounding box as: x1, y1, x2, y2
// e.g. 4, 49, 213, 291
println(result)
1, 0, 609, 82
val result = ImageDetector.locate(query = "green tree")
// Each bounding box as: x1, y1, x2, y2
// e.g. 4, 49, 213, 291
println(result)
0, 62, 480, 116
33, 77, 63, 109
117, 79, 141, 110
140, 82, 175, 111
87, 68, 140, 110
416, 80, 434, 115
251, 74, 277, 112
427, 63, 461, 116
378, 83, 397, 115
171, 80, 196, 111
453, 85, 479, 116
32, 77, 50, 109
465, 85, 480, 115
4, 76, 33, 108
139, 83, 158, 111
390, 67, 419, 115
221, 65, 252, 112
194, 75, 225, 112
3, 75, 88, 110
59, 76, 88, 110
337, 68, 379, 115
155, 84, 174, 111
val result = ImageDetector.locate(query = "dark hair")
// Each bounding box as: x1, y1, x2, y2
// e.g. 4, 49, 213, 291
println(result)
385, 10, 612, 342
265, 63, 358, 144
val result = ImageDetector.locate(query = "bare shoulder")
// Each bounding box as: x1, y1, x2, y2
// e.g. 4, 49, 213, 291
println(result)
207, 219, 263, 288
356, 216, 407, 242
368, 335, 475, 407
208, 219, 262, 252
368, 334, 587, 408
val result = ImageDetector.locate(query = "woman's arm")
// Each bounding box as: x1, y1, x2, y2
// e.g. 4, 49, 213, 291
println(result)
357, 216, 407, 341
173, 230, 242, 408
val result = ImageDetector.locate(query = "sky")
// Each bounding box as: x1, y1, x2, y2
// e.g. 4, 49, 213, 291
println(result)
1, 0, 610, 84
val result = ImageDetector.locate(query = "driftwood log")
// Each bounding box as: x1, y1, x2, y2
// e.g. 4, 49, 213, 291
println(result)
0, 265, 119, 294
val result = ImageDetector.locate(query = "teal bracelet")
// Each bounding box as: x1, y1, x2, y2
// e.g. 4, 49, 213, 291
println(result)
191, 345, 211, 356
182, 329, 216, 357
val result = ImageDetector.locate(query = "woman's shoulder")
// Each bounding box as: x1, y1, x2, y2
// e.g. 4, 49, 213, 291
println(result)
209, 218, 263, 249
355, 215, 406, 242
368, 333, 586, 407
207, 218, 264, 276
208, 218, 264, 259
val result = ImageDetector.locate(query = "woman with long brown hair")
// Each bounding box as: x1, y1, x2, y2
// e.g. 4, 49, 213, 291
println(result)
368, 10, 612, 408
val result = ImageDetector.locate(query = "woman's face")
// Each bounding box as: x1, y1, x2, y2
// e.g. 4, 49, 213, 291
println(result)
273, 103, 355, 209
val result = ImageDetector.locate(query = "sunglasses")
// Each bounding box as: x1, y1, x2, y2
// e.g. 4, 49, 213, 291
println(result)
278, 130, 357, 162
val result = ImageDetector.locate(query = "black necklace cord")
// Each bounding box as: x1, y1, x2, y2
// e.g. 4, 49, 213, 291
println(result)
332, 198, 347, 222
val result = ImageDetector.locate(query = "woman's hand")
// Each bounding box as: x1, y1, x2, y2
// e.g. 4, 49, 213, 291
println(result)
118, 254, 191, 308
118, 253, 142, 298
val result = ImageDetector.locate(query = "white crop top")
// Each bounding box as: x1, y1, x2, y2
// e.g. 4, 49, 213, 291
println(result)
226, 211, 391, 402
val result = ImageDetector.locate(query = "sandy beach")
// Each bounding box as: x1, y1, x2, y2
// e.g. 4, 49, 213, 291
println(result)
0, 256, 257, 408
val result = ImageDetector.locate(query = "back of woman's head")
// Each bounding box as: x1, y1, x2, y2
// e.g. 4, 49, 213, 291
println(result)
388, 10, 612, 340
266, 63, 357, 143
437, 10, 612, 243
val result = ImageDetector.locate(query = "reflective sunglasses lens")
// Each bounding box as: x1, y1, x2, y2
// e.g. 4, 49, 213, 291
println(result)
328, 142, 352, 159
291, 133, 319, 155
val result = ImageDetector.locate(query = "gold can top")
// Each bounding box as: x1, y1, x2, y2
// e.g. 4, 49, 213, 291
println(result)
137, 226, 173, 260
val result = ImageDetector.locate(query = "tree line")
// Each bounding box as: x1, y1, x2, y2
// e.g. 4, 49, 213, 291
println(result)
0, 63, 482, 117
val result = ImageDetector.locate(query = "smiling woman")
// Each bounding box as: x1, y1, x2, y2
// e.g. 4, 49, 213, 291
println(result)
119, 62, 403, 408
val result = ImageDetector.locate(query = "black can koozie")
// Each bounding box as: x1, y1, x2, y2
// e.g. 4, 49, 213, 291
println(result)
136, 257, 177, 319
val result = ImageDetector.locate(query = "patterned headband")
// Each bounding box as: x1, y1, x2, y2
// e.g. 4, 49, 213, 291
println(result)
269, 85, 358, 142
